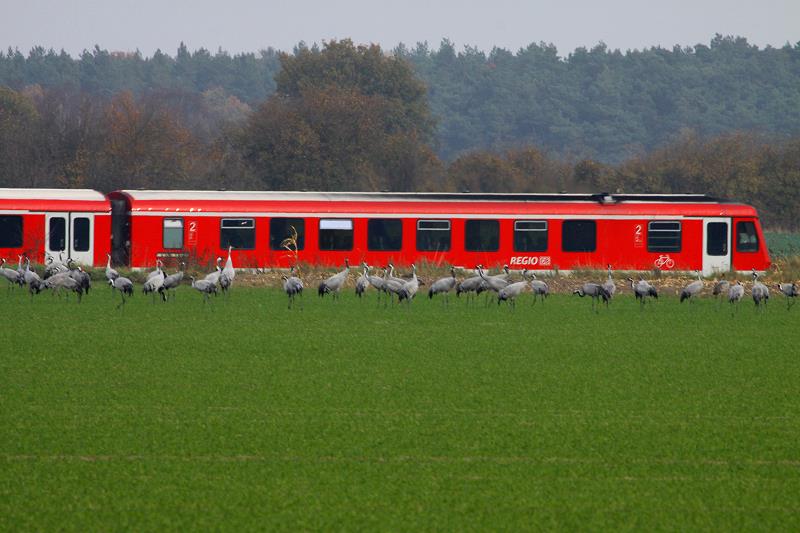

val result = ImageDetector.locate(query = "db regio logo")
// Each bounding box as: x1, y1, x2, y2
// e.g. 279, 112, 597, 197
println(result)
509, 256, 551, 266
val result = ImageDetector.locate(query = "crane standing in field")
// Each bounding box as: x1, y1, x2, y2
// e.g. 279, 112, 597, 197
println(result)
318, 259, 349, 299
363, 264, 387, 303
628, 277, 658, 308
142, 266, 166, 303
44, 253, 68, 279
728, 280, 745, 314
428, 266, 457, 305
282, 265, 304, 309
146, 258, 163, 281
751, 270, 770, 310
190, 276, 218, 304
203, 257, 223, 287
456, 267, 484, 304
775, 282, 798, 309
109, 276, 134, 309
44, 271, 84, 302
398, 264, 420, 303
23, 259, 43, 297
603, 265, 616, 300
67, 259, 91, 295
219, 245, 235, 296
0, 258, 24, 291
680, 271, 704, 303
522, 270, 549, 305
161, 262, 185, 301
355, 263, 370, 298
497, 279, 528, 309
477, 265, 510, 304
573, 283, 611, 312
105, 253, 119, 286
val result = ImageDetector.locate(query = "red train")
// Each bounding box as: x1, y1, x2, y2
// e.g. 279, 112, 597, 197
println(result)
1, 188, 771, 275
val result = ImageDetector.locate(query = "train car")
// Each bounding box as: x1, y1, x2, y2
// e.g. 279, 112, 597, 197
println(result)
107, 190, 770, 275
0, 188, 111, 267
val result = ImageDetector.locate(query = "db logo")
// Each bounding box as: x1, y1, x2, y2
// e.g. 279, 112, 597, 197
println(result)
510, 256, 551, 266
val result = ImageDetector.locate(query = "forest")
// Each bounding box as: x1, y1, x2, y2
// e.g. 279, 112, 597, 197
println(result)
1, 37, 799, 229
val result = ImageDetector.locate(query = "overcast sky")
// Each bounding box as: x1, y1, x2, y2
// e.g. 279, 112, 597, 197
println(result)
2, 0, 798, 57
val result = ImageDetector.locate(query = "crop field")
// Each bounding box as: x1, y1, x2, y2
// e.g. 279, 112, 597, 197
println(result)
1, 284, 799, 531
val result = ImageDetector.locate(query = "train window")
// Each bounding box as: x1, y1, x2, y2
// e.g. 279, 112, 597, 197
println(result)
163, 218, 184, 249
319, 219, 353, 251
0, 216, 23, 248
270, 218, 305, 251
220, 218, 255, 250
706, 222, 728, 256
49, 217, 66, 251
465, 219, 499, 252
73, 217, 90, 252
736, 221, 759, 253
647, 221, 681, 252
416, 220, 451, 251
514, 220, 548, 252
562, 220, 596, 252
368, 219, 402, 251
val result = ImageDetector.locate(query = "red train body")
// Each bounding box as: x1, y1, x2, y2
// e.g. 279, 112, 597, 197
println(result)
2, 189, 771, 275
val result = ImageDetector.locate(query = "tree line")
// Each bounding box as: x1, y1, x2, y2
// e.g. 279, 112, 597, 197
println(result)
1, 39, 799, 229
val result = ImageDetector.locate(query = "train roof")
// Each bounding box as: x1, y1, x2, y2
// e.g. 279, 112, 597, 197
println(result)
0, 188, 109, 212
111, 190, 759, 218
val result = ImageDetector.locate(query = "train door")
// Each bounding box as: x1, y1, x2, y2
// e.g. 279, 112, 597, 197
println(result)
70, 212, 94, 265
45, 213, 67, 261
702, 218, 730, 275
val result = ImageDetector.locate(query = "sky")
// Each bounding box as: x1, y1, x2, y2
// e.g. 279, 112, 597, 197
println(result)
1, 0, 798, 58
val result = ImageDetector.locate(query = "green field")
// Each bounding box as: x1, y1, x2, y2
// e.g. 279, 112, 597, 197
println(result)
1, 286, 799, 531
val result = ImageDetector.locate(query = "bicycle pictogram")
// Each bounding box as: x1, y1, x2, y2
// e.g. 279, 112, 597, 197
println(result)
654, 254, 675, 270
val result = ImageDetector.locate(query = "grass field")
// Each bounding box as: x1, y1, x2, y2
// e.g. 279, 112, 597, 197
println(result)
1, 285, 799, 531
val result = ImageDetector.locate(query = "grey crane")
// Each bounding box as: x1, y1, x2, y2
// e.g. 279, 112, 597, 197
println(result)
775, 282, 798, 309
0, 258, 24, 291
679, 270, 704, 303
751, 270, 769, 309
363, 264, 387, 303
105, 253, 119, 284
219, 245, 235, 296
456, 267, 485, 304
603, 265, 617, 299
398, 264, 420, 303
385, 263, 409, 286
16, 255, 26, 284
142, 266, 166, 303
428, 266, 457, 305
44, 271, 83, 302
190, 276, 218, 303
628, 277, 658, 307
728, 280, 745, 313
573, 283, 610, 312
712, 274, 730, 299
203, 257, 223, 287
318, 259, 349, 299
381, 267, 405, 305
161, 262, 185, 300
24, 259, 43, 297
146, 259, 163, 281
67, 259, 91, 295
497, 280, 528, 309
109, 276, 134, 309
44, 253, 68, 279
355, 263, 370, 298
282, 266, 304, 309
477, 265, 510, 304
523, 270, 549, 304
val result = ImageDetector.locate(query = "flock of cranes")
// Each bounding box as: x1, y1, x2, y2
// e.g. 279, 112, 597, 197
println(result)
2, 250, 798, 312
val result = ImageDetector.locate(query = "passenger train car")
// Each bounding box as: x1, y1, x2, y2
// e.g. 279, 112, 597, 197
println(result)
1, 188, 771, 275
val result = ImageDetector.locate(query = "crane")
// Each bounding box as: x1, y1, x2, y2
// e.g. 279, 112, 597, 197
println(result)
523, 270, 549, 304
161, 262, 185, 300
318, 259, 349, 299
109, 276, 134, 309
679, 270, 704, 303
603, 265, 616, 299
23, 259, 43, 297
497, 280, 528, 309
751, 270, 769, 309
775, 282, 798, 309
355, 263, 370, 298
428, 266, 457, 305
105, 253, 119, 285
628, 277, 658, 308
398, 264, 420, 303
282, 265, 304, 309
728, 280, 745, 314
219, 245, 235, 296
0, 258, 24, 291
573, 283, 610, 312
190, 276, 218, 304
142, 266, 166, 303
